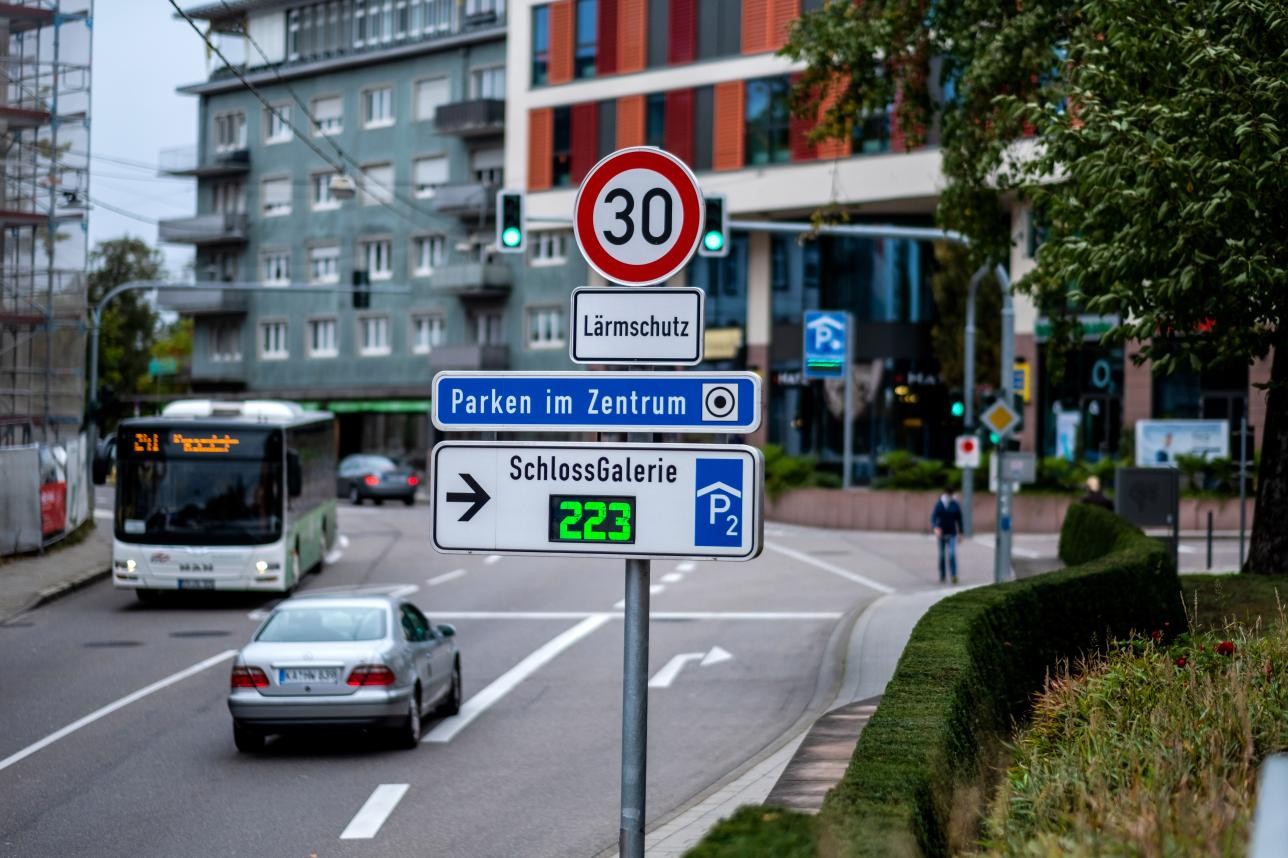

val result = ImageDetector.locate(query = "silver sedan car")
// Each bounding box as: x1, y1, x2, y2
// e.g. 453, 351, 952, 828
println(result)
227, 593, 461, 752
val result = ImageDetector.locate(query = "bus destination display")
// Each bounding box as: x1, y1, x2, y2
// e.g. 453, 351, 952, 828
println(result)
124, 428, 274, 458
548, 495, 635, 544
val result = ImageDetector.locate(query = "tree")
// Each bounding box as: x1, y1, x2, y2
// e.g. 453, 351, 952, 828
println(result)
786, 0, 1288, 572
88, 237, 163, 429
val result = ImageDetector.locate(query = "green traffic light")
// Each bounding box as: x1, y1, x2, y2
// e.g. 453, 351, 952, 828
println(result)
501, 226, 522, 248
951, 401, 965, 418
989, 432, 1000, 444
703, 231, 724, 252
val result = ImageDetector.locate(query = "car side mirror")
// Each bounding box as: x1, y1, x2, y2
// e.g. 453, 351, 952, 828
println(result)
286, 450, 302, 497
437, 623, 456, 638
92, 453, 110, 485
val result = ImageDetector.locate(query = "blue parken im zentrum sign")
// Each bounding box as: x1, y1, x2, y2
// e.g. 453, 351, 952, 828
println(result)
431, 371, 762, 433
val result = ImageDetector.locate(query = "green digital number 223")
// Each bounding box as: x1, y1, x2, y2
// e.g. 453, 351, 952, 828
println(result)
559, 500, 632, 542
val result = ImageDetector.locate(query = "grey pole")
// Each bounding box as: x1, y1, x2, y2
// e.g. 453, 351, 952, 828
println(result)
619, 556, 650, 858
1240, 414, 1248, 569
961, 266, 990, 537
842, 312, 854, 488
993, 265, 1015, 585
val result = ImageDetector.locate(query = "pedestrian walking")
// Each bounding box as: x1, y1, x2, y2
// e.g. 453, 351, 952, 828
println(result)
1080, 475, 1114, 510
931, 484, 964, 584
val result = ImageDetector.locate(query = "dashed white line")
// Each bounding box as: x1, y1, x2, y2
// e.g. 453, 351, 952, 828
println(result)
0, 649, 238, 773
483, 554, 501, 565
661, 573, 683, 584
650, 584, 664, 595
339, 784, 409, 840
427, 569, 467, 587
675, 562, 696, 573
423, 614, 612, 743
763, 541, 896, 594
92, 509, 111, 521
387, 584, 420, 599
323, 534, 350, 565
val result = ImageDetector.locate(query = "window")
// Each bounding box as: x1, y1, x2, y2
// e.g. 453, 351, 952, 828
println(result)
420, 0, 455, 34
260, 321, 289, 360
206, 251, 240, 282
574, 0, 597, 79
526, 306, 565, 349
697, 0, 742, 60
472, 147, 504, 186
360, 163, 394, 206
308, 318, 338, 357
359, 315, 391, 355
309, 244, 340, 284
529, 231, 569, 265
264, 104, 292, 143
214, 111, 246, 153
745, 76, 792, 165
465, 0, 503, 16
209, 320, 242, 362
474, 310, 504, 346
212, 180, 244, 214
261, 177, 292, 217
261, 250, 291, 286
413, 76, 450, 122
411, 314, 445, 353
470, 66, 505, 99
531, 5, 549, 86
645, 93, 667, 149
363, 85, 395, 127
312, 95, 343, 135
853, 106, 892, 155
412, 234, 446, 275
360, 238, 393, 280
552, 106, 571, 187
412, 155, 448, 198
312, 171, 341, 209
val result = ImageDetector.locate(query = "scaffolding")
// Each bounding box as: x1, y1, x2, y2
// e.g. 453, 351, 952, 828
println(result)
0, 0, 91, 448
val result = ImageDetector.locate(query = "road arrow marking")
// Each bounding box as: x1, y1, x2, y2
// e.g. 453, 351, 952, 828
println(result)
648, 646, 734, 688
445, 473, 490, 522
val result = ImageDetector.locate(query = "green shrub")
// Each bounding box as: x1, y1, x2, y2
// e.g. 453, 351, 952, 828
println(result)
763, 443, 840, 500
685, 806, 817, 857
875, 450, 961, 490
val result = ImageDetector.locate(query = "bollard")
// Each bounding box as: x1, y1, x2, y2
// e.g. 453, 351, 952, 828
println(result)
1206, 510, 1213, 570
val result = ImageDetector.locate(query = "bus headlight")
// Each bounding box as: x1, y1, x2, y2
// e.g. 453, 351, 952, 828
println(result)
256, 560, 268, 574
127, 559, 136, 573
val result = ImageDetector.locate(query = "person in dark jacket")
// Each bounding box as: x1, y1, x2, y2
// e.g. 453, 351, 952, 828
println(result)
1080, 475, 1114, 510
931, 484, 964, 584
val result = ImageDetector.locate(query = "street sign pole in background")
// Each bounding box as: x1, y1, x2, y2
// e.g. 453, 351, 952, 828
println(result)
803, 311, 854, 488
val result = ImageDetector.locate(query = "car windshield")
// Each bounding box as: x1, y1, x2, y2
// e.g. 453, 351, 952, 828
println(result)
256, 606, 388, 642
116, 458, 282, 546
350, 455, 396, 473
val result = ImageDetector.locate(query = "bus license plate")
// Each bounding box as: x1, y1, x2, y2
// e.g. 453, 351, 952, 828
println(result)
177, 579, 215, 590
279, 668, 341, 684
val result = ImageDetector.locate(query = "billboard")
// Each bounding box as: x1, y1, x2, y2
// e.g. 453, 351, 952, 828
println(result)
1135, 419, 1229, 466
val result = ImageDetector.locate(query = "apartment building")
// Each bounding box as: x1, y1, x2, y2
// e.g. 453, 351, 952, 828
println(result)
162, 0, 509, 458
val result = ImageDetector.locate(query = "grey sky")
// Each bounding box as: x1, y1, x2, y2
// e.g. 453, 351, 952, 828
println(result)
88, 1, 207, 278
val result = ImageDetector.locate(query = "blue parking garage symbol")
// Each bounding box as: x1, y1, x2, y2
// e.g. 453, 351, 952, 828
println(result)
694, 459, 743, 547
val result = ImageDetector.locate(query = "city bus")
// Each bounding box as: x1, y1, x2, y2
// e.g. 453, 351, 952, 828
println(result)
111, 400, 337, 601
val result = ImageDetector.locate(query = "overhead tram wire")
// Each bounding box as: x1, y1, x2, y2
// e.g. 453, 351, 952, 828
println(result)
167, 0, 429, 230
217, 0, 441, 225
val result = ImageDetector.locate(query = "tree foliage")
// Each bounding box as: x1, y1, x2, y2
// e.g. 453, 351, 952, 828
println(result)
929, 241, 1002, 391
87, 237, 163, 424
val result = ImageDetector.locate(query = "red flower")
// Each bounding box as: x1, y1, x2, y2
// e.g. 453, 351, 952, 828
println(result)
1151, 630, 1163, 643
1175, 657, 1187, 667
1216, 640, 1237, 656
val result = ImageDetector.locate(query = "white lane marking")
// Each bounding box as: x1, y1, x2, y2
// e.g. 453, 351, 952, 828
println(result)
650, 585, 665, 595
388, 584, 419, 599
763, 541, 896, 595
970, 534, 1042, 559
324, 533, 349, 565
649, 646, 735, 688
0, 650, 238, 773
339, 784, 409, 840
93, 509, 111, 521
661, 573, 683, 584
423, 614, 612, 743
676, 562, 696, 573
427, 569, 467, 587
1178, 545, 1197, 555
483, 555, 501, 565
613, 599, 626, 609
428, 610, 844, 621
247, 609, 267, 621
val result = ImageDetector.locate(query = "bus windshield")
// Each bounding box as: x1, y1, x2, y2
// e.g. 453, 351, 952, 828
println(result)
117, 459, 282, 545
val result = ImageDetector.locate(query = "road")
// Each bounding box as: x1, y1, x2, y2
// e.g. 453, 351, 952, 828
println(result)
0, 496, 932, 857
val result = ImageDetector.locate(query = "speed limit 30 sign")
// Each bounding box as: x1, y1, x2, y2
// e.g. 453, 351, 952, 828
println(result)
574, 147, 705, 286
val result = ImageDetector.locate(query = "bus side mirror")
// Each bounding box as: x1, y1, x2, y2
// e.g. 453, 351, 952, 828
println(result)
286, 450, 303, 497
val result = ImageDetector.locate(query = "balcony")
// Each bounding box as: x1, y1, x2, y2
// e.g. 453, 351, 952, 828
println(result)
431, 262, 512, 297
428, 345, 509, 372
431, 183, 495, 219
192, 359, 247, 384
159, 144, 250, 178
155, 287, 249, 315
433, 99, 504, 138
158, 212, 248, 245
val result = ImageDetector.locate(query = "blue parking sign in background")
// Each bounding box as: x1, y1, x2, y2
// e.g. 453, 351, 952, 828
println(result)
694, 459, 744, 547
803, 311, 849, 379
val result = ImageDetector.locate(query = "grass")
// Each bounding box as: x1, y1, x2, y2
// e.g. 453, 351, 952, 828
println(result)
683, 805, 817, 858
980, 580, 1288, 857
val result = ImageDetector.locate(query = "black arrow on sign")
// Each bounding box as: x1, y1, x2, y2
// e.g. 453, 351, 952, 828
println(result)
446, 473, 490, 522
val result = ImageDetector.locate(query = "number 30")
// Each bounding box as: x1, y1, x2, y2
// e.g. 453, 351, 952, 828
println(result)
602, 188, 673, 247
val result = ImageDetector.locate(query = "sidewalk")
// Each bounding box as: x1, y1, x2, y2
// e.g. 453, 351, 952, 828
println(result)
0, 521, 112, 622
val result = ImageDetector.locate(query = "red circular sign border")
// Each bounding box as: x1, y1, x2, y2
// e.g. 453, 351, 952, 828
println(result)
573, 147, 704, 286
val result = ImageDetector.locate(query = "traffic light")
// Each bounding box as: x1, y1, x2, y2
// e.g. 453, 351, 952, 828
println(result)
697, 194, 729, 258
949, 391, 965, 419
496, 190, 525, 253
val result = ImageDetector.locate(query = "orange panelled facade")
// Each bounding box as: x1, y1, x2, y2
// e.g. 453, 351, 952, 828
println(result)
528, 108, 554, 190
769, 0, 799, 50
549, 0, 575, 84
616, 94, 646, 148
741, 0, 771, 53
617, 0, 647, 72
712, 81, 745, 170
815, 75, 853, 160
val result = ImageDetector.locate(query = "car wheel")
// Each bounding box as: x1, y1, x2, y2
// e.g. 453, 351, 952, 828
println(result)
233, 722, 265, 753
394, 686, 422, 750
438, 659, 462, 717
402, 495, 415, 507
373, 498, 384, 506
135, 588, 159, 604
349, 484, 362, 505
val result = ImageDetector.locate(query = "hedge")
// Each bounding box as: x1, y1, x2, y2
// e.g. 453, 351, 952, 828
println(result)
689, 503, 1185, 857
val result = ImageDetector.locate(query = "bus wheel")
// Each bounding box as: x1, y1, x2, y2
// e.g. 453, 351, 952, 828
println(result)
135, 588, 159, 604
290, 548, 301, 591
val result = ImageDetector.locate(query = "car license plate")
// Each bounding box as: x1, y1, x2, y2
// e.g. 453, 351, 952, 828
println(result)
279, 668, 341, 684
176, 578, 214, 590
